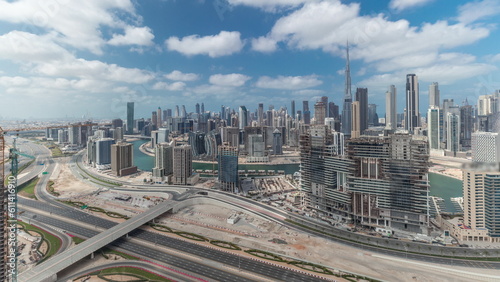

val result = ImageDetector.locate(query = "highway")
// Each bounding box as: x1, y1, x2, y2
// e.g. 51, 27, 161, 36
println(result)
57, 261, 197, 282
18, 202, 328, 281
19, 200, 181, 282
19, 209, 253, 282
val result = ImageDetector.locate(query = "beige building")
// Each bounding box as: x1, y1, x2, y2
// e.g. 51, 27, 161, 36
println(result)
446, 164, 500, 243
173, 145, 193, 185
110, 142, 137, 176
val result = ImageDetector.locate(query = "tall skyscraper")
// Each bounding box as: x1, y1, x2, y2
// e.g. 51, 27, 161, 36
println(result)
351, 101, 361, 138
201, 103, 205, 113
111, 142, 137, 176
151, 111, 158, 130
321, 96, 328, 117
272, 129, 283, 155
239, 106, 248, 129
173, 145, 193, 185
446, 112, 460, 156
258, 103, 264, 126
314, 101, 326, 125
385, 85, 397, 130
302, 100, 311, 124
95, 138, 115, 165
460, 101, 474, 150
195, 103, 200, 115
427, 107, 440, 150
429, 82, 440, 108
152, 143, 173, 179
291, 100, 296, 119
341, 42, 352, 138
218, 145, 239, 193
405, 74, 419, 133
355, 88, 368, 133
175, 105, 180, 117
157, 107, 162, 127
367, 104, 378, 126
328, 102, 339, 119
127, 102, 134, 134
181, 105, 187, 118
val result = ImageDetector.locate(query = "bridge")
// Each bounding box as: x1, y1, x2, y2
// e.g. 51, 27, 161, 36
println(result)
18, 200, 176, 282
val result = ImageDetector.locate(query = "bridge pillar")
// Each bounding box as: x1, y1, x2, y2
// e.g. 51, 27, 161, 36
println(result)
90, 252, 94, 259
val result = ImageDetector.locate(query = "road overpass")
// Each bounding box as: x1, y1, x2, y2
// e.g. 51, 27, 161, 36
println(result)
18, 200, 176, 282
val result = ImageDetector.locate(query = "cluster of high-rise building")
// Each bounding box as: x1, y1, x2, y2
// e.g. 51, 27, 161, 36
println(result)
92, 41, 500, 238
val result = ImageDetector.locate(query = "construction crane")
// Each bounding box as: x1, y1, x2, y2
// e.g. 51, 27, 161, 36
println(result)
8, 137, 35, 282
0, 121, 109, 281
1, 126, 6, 282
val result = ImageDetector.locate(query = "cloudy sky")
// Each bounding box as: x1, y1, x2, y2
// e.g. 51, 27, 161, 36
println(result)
0, 0, 499, 120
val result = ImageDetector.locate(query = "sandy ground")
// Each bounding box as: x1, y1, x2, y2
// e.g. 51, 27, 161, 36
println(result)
429, 166, 463, 180
52, 157, 100, 198
155, 204, 500, 282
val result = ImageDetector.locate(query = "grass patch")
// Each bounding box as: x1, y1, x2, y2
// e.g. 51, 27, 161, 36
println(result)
210, 240, 241, 250
46, 180, 60, 197
244, 249, 285, 262
72, 237, 85, 245
149, 223, 173, 233
18, 177, 39, 199
174, 231, 207, 242
288, 261, 333, 275
18, 221, 61, 263
105, 211, 129, 219
85, 267, 172, 281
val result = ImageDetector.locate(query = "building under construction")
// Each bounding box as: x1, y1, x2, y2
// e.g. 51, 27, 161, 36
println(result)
300, 127, 430, 234
300, 125, 352, 217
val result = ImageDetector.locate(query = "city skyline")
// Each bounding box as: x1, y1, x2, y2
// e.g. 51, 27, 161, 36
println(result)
0, 0, 499, 120
0, 0, 500, 119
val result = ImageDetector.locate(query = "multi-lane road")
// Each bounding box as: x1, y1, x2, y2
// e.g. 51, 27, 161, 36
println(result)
19, 198, 328, 282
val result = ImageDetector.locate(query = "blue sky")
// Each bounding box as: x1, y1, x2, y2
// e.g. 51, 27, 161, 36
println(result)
0, 0, 499, 120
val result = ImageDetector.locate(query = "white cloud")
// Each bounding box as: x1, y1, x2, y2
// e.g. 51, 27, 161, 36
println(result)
0, 0, 150, 54
165, 31, 244, 57
165, 70, 200, 82
252, 0, 494, 86
256, 75, 322, 90
0, 31, 72, 62
251, 36, 278, 52
34, 59, 154, 84
228, 0, 314, 12
191, 84, 237, 95
209, 73, 251, 87
108, 26, 155, 46
389, 0, 433, 12
456, 0, 500, 24
152, 81, 186, 91
0, 76, 31, 87
261, 1, 489, 60
491, 54, 500, 62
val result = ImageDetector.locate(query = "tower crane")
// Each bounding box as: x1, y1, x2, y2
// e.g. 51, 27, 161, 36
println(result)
0, 120, 109, 280
7, 137, 35, 282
